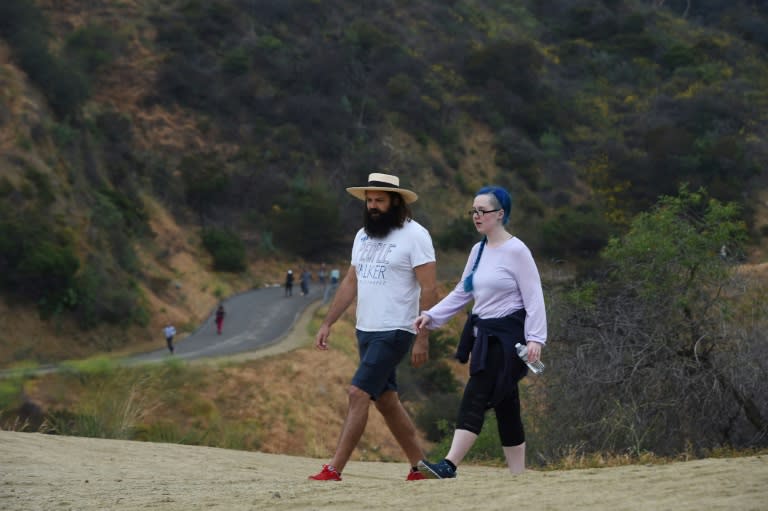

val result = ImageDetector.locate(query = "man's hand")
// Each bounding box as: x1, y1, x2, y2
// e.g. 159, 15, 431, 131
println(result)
315, 324, 331, 350
411, 332, 429, 368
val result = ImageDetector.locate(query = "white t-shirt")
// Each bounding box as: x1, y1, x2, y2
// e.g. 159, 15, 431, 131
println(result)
351, 219, 435, 333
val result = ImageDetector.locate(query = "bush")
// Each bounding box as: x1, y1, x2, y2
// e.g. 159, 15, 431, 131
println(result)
540, 206, 614, 258
464, 39, 544, 99
271, 186, 342, 258
542, 187, 762, 458
201, 228, 247, 272
414, 393, 462, 442
0, 209, 83, 316
436, 217, 480, 251
73, 260, 148, 329
64, 24, 124, 74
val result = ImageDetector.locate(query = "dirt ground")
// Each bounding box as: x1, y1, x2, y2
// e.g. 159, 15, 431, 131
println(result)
1, 431, 766, 511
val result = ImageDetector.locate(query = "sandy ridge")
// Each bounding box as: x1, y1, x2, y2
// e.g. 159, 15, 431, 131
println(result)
1, 430, 766, 511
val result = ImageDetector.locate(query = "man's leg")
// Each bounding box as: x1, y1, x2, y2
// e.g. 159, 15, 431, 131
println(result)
375, 390, 424, 467
328, 385, 371, 473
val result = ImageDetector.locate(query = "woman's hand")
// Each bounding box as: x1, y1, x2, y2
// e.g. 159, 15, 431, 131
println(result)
413, 314, 431, 333
526, 341, 543, 363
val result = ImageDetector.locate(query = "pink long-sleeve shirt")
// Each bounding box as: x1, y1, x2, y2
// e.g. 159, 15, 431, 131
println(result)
425, 237, 547, 344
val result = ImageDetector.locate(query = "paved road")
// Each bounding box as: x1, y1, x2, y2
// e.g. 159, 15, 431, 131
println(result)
128, 284, 324, 363
0, 284, 327, 377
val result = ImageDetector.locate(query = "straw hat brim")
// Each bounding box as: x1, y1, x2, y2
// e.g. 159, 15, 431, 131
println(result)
346, 186, 418, 204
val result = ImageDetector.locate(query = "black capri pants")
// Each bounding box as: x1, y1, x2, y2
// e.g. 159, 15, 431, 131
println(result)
456, 337, 525, 446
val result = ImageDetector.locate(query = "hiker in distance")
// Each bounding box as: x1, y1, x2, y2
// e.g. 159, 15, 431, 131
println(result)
309, 172, 438, 482
414, 185, 547, 479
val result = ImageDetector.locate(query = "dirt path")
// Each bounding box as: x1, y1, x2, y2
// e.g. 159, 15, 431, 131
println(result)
1, 431, 765, 511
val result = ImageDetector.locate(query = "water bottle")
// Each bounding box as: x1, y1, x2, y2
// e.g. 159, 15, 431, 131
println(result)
515, 343, 545, 374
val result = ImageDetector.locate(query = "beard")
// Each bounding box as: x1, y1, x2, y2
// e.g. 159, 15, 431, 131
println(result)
364, 207, 402, 238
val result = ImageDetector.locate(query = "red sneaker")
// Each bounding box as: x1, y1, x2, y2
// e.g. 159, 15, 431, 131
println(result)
406, 469, 426, 481
309, 464, 342, 481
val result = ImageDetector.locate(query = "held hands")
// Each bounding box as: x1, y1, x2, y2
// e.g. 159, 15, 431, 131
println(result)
413, 313, 431, 333
411, 313, 431, 368
411, 331, 429, 368
315, 324, 331, 350
526, 341, 543, 363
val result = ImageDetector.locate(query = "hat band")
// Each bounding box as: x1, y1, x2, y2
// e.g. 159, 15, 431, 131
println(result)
367, 180, 399, 188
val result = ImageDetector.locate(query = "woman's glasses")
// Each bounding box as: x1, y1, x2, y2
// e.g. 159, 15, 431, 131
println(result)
468, 208, 501, 217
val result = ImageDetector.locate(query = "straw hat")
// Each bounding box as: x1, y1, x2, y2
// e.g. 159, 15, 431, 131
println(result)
346, 173, 418, 204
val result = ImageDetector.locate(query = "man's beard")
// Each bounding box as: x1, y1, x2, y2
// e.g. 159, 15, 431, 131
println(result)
364, 208, 402, 238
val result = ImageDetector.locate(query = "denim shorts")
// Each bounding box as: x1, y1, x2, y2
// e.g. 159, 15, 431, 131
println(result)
351, 329, 414, 400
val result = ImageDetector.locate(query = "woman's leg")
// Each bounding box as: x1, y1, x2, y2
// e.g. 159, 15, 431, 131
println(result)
495, 385, 526, 474
445, 429, 478, 466
503, 443, 526, 474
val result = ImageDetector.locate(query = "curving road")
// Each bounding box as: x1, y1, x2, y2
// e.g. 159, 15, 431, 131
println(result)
0, 284, 327, 378
128, 284, 324, 363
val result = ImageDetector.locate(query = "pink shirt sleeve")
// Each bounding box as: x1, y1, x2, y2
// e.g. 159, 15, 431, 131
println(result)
424, 238, 547, 344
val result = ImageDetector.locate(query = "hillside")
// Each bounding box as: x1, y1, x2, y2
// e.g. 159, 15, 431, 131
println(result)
1, 0, 767, 476
1, 0, 767, 366
2, 430, 766, 511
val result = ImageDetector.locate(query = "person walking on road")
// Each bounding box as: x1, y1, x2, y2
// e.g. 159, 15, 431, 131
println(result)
285, 269, 294, 297
318, 263, 327, 287
308, 172, 438, 482
323, 267, 341, 304
300, 268, 312, 296
215, 304, 226, 335
163, 323, 177, 354
414, 185, 547, 478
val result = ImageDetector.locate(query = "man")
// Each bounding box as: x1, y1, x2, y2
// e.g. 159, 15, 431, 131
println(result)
163, 323, 176, 354
309, 172, 438, 482
323, 267, 341, 304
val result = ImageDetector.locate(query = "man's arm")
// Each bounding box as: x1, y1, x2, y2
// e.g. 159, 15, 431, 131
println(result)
315, 266, 357, 350
411, 261, 438, 367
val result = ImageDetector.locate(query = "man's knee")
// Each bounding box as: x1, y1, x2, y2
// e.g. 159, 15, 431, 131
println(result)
348, 385, 371, 406
373, 390, 399, 414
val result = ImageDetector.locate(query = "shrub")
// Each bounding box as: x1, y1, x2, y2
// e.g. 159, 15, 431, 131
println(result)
540, 206, 614, 258
542, 186, 761, 458
201, 228, 247, 272
436, 217, 480, 251
271, 186, 342, 258
73, 260, 148, 329
415, 393, 463, 442
64, 24, 124, 74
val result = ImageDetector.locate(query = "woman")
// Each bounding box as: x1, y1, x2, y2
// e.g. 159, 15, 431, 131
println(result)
414, 185, 547, 478
215, 304, 226, 335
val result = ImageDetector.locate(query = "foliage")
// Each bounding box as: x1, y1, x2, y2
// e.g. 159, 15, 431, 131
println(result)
201, 227, 247, 272
403, 330, 463, 441
540, 205, 615, 258
181, 153, 230, 224
0, 0, 91, 118
63, 24, 124, 74
270, 186, 343, 259
435, 217, 480, 251
541, 186, 766, 458
0, 211, 80, 314
73, 259, 149, 329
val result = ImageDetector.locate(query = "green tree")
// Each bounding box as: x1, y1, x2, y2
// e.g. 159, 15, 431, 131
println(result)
201, 228, 246, 272
541, 186, 766, 458
271, 186, 342, 259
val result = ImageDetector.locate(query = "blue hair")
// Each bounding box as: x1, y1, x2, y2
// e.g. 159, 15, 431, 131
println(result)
476, 185, 512, 225
463, 237, 486, 292
462, 186, 512, 292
